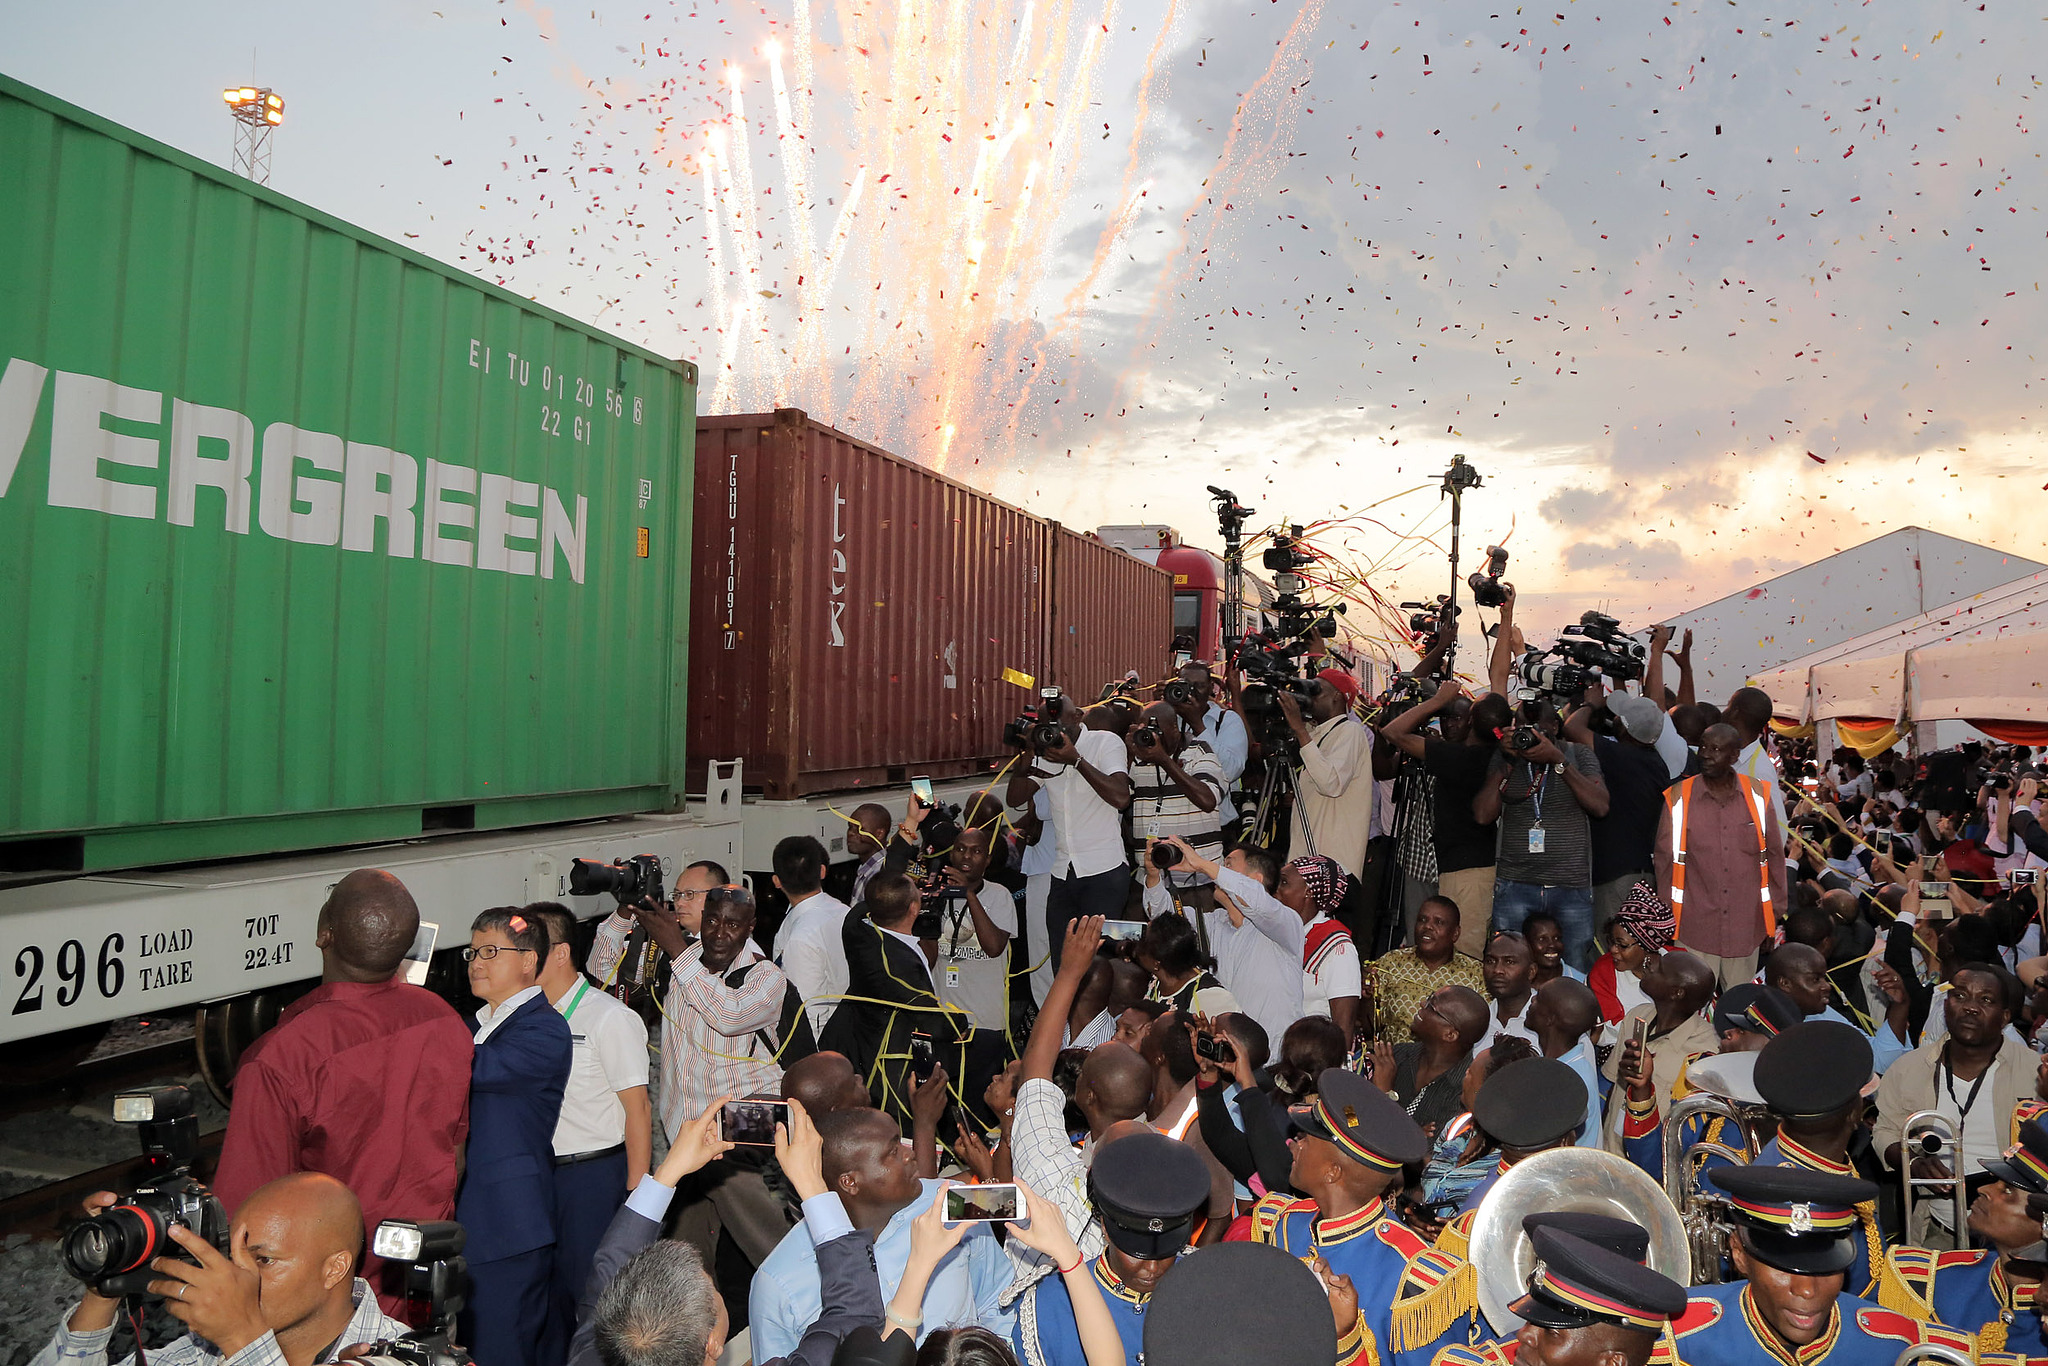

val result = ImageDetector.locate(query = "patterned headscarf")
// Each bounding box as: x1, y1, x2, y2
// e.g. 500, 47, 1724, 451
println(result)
1614, 881, 1677, 953
1289, 855, 1346, 919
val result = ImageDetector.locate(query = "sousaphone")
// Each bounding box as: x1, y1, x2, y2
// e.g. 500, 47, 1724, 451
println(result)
1469, 1146, 1689, 1335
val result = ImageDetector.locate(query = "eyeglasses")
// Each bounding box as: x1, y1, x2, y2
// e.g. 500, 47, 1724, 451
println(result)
675, 888, 712, 902
462, 945, 537, 962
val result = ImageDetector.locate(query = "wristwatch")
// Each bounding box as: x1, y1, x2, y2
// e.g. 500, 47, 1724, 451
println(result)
1553, 761, 1566, 775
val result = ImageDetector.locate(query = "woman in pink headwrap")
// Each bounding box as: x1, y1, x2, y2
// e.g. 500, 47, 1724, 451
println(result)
1278, 854, 1363, 1043
1587, 880, 1676, 1023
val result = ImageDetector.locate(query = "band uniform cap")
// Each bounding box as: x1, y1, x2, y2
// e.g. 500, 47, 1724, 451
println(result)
1522, 1212, 1652, 1264
1511, 1227, 1688, 1332
1711, 983, 1801, 1038
1143, 1242, 1339, 1366
1983, 1117, 2048, 1197
1707, 1164, 1875, 1275
1754, 1021, 1874, 1118
1610, 694, 1668, 745
1473, 1057, 1588, 1150
1292, 1068, 1430, 1169
1088, 1129, 1211, 1258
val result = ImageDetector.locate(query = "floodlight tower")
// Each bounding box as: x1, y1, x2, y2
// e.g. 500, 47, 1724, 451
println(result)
222, 87, 284, 183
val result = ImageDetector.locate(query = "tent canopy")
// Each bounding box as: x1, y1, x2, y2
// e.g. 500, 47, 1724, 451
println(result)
1909, 634, 2048, 723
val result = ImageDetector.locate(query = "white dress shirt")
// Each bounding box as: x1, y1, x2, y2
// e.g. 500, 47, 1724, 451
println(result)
1039, 728, 1132, 878
549, 979, 651, 1156
473, 984, 544, 1044
775, 889, 852, 1034
1201, 703, 1250, 821
1018, 787, 1058, 877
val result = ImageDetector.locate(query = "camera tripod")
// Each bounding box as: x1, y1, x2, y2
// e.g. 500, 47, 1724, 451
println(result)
1244, 749, 1309, 857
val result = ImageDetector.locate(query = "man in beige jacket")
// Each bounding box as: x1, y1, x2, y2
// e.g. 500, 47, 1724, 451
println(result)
1875, 963, 2036, 1247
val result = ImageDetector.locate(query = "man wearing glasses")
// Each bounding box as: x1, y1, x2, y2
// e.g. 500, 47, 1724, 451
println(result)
589, 867, 797, 1272
458, 907, 574, 1366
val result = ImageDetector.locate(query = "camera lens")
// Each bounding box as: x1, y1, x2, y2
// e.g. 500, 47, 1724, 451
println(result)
61, 1205, 157, 1282
567, 859, 623, 898
1150, 843, 1182, 870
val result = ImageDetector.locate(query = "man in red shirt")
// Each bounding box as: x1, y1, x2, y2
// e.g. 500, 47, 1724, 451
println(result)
212, 868, 475, 1316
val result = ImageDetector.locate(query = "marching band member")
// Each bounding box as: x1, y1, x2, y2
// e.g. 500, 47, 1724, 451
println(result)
1429, 1226, 1687, 1366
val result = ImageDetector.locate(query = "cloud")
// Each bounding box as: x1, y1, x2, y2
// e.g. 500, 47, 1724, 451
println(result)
1563, 538, 1689, 578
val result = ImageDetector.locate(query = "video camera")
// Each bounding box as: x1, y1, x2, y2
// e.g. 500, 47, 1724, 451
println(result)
568, 853, 666, 907
61, 1086, 229, 1298
1510, 610, 1647, 702
1003, 687, 1068, 753
1234, 635, 1320, 750
909, 801, 966, 940
1467, 546, 1510, 609
1400, 597, 1458, 641
353, 1221, 474, 1366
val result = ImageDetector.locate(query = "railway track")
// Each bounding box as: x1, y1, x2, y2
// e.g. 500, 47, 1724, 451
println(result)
0, 1128, 226, 1242
0, 1026, 221, 1242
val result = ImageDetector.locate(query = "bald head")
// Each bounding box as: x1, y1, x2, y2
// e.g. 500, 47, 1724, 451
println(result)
1538, 977, 1600, 1040
1662, 950, 1717, 1011
817, 1107, 901, 1191
317, 869, 420, 983
780, 1051, 872, 1115
1080, 1042, 1154, 1127
1435, 985, 1492, 1049
1819, 889, 1860, 925
233, 1171, 365, 1334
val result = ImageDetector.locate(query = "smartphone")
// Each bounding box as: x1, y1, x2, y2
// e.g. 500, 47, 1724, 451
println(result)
1874, 832, 1894, 857
1195, 1032, 1237, 1065
944, 1182, 1022, 1224
1100, 919, 1149, 943
909, 1031, 937, 1082
720, 1099, 789, 1146
1918, 881, 1952, 900
2011, 869, 2040, 887
1629, 1015, 1650, 1054
910, 776, 935, 807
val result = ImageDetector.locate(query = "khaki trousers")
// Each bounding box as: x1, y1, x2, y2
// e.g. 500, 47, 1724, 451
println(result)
1434, 865, 1496, 960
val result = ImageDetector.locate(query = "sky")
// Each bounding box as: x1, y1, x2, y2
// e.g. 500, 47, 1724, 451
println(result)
5, 0, 2045, 656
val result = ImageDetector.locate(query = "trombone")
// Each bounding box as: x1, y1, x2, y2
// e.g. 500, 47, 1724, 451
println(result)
1899, 1111, 1971, 1250
1662, 1090, 1769, 1284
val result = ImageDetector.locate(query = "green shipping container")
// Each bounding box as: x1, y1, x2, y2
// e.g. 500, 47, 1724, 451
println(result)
0, 76, 698, 872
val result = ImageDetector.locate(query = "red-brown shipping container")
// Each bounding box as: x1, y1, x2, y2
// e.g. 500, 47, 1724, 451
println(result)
689, 409, 1171, 798
1050, 525, 1178, 697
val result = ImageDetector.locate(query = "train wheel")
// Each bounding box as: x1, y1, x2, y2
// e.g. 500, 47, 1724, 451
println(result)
194, 982, 315, 1105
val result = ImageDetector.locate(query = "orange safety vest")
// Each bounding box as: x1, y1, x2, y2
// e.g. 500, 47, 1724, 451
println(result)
1666, 774, 1777, 939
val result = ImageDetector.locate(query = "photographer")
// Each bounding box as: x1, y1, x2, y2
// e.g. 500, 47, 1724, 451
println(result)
1274, 671, 1375, 880
35, 1172, 403, 1366
1564, 689, 1678, 941
1167, 661, 1248, 825
1472, 702, 1608, 974
1378, 681, 1509, 958
589, 858, 736, 1137
773, 835, 853, 1038
1127, 700, 1228, 912
1143, 837, 1305, 1044
819, 873, 970, 1127
929, 822, 1018, 1119
1005, 696, 1134, 973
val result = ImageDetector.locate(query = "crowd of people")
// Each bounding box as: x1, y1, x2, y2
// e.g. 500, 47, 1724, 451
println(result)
39, 621, 2048, 1366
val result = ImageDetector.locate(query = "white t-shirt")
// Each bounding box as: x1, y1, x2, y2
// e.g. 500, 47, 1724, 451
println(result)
774, 891, 852, 1036
551, 980, 652, 1156
1301, 915, 1363, 1021
934, 884, 1019, 1031
1040, 728, 1132, 879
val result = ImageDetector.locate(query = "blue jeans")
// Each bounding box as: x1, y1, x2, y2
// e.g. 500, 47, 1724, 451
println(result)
1491, 881, 1596, 973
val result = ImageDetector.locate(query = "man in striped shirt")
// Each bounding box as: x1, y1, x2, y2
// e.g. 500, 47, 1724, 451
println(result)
589, 883, 796, 1269
1126, 701, 1227, 914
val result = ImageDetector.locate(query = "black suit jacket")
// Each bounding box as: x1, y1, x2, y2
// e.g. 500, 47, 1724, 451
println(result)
816, 912, 968, 1126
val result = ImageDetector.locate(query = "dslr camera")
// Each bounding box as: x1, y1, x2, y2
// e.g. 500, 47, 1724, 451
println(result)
352, 1221, 474, 1366
569, 853, 666, 907
1003, 687, 1068, 753
62, 1087, 229, 1298
1161, 677, 1203, 708
909, 803, 966, 939
1466, 546, 1510, 609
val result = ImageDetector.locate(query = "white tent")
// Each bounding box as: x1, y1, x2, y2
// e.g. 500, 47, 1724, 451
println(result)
1910, 633, 2048, 724
1748, 567, 2048, 750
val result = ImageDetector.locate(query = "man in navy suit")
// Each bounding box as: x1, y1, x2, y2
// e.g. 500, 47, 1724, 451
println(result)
458, 907, 573, 1366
